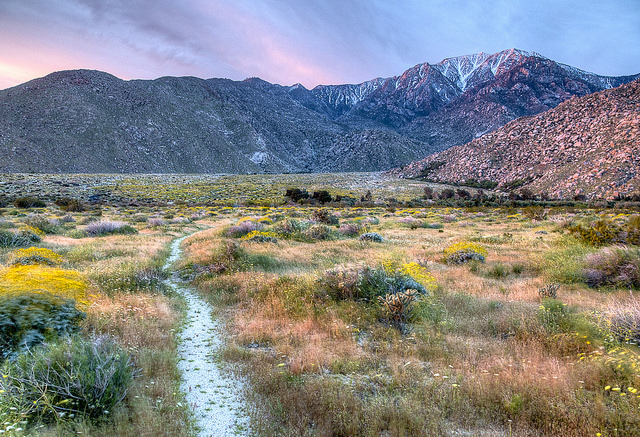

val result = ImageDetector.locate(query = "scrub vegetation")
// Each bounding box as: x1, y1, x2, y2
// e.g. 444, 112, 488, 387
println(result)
0, 173, 639, 436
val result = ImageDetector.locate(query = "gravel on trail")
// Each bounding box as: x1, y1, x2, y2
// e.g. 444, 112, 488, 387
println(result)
164, 234, 251, 436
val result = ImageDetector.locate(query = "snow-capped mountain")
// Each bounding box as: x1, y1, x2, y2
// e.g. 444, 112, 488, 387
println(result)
0, 49, 638, 174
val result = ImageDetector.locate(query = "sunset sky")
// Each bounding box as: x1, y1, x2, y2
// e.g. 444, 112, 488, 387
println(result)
1, 0, 639, 90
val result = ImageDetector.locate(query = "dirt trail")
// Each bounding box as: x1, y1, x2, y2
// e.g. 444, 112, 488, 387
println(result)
164, 233, 250, 436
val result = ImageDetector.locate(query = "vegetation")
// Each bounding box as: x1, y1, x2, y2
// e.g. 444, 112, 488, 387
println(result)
1, 173, 640, 436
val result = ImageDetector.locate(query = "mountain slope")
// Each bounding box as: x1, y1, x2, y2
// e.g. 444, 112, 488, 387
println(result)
393, 79, 640, 199
0, 70, 432, 173
0, 49, 638, 174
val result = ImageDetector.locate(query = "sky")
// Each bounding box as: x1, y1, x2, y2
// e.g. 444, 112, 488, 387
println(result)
1, 0, 639, 90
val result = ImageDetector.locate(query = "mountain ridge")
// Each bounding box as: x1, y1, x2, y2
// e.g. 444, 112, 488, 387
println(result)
392, 78, 640, 200
1, 48, 638, 174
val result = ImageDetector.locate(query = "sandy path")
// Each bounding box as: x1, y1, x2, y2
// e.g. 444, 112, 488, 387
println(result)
164, 234, 250, 436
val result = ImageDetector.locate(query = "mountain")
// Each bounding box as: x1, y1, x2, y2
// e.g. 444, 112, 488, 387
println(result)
392, 78, 640, 200
0, 49, 638, 173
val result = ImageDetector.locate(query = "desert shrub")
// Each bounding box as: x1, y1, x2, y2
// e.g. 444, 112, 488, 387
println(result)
273, 218, 309, 239
181, 241, 244, 280
13, 197, 45, 208
148, 217, 166, 227
241, 230, 278, 243
59, 214, 75, 223
85, 220, 137, 237
399, 216, 424, 229
0, 265, 89, 305
22, 214, 60, 234
538, 283, 559, 299
0, 335, 134, 424
227, 220, 262, 238
443, 241, 488, 264
569, 218, 640, 246
303, 224, 334, 241
595, 301, 640, 346
312, 190, 332, 204
359, 232, 383, 242
378, 289, 420, 326
537, 298, 577, 334
6, 247, 63, 266
522, 206, 547, 221
55, 197, 85, 212
582, 246, 640, 289
318, 263, 433, 302
0, 292, 85, 359
538, 237, 592, 283
0, 227, 42, 248
285, 188, 309, 202
311, 209, 338, 225
487, 263, 508, 279
338, 223, 362, 237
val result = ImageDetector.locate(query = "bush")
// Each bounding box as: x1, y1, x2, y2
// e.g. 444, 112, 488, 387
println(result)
538, 283, 559, 299
537, 298, 575, 334
0, 227, 42, 248
318, 263, 433, 302
596, 301, 640, 346
6, 247, 63, 266
22, 214, 60, 234
273, 218, 308, 239
569, 217, 640, 246
0, 265, 89, 305
85, 220, 137, 237
359, 232, 383, 242
303, 224, 334, 241
13, 197, 45, 208
583, 246, 640, 289
311, 209, 338, 225
443, 242, 488, 264
54, 197, 85, 212
227, 220, 262, 238
0, 292, 85, 359
241, 230, 278, 243
0, 336, 135, 423
378, 289, 420, 326
338, 223, 362, 237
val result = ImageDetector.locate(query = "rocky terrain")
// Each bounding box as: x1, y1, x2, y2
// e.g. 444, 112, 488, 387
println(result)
0, 49, 637, 173
393, 79, 640, 200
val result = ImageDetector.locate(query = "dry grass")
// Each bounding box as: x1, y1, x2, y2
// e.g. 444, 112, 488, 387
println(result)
182, 206, 640, 436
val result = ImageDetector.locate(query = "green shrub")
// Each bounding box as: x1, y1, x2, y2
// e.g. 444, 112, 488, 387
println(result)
6, 247, 63, 266
569, 217, 640, 246
311, 209, 338, 225
55, 197, 85, 212
13, 197, 45, 208
0, 335, 135, 424
537, 299, 574, 334
583, 246, 640, 289
303, 224, 334, 241
595, 301, 640, 346
22, 214, 60, 234
538, 283, 559, 299
378, 289, 420, 326
0, 227, 42, 248
85, 220, 137, 237
0, 292, 85, 359
318, 265, 430, 302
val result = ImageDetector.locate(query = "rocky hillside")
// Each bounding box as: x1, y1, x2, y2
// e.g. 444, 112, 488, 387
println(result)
0, 49, 637, 173
393, 79, 640, 200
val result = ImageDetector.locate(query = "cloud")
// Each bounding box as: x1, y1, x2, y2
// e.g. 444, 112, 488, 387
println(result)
0, 0, 638, 90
